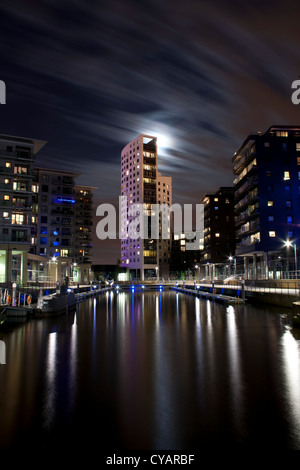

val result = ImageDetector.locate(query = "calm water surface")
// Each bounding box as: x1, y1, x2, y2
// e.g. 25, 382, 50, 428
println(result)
0, 289, 300, 452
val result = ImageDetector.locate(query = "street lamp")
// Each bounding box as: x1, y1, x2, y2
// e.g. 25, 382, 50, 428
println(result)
284, 240, 297, 279
195, 264, 200, 280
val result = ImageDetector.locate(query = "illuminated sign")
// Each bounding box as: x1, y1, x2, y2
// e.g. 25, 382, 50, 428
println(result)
54, 197, 75, 204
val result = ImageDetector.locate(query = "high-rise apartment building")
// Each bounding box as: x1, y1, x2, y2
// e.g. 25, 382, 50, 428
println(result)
73, 184, 95, 283
232, 125, 300, 279
0, 134, 46, 285
201, 187, 235, 276
157, 172, 172, 278
32, 168, 95, 284
120, 134, 172, 280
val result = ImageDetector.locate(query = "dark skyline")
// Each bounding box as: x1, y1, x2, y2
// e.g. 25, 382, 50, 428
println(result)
0, 0, 300, 263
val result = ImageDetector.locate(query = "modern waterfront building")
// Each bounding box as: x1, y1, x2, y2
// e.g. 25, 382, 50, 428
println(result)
120, 134, 172, 280
32, 168, 95, 284
201, 187, 235, 277
157, 171, 172, 278
0, 134, 46, 285
232, 125, 300, 279
73, 184, 96, 283
170, 231, 203, 279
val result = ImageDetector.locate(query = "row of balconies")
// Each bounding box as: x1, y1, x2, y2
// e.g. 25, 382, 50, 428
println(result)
233, 147, 256, 175
234, 176, 258, 202
236, 220, 260, 238
235, 207, 260, 226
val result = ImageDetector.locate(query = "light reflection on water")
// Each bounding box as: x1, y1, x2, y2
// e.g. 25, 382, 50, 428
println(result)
280, 330, 300, 443
0, 289, 300, 452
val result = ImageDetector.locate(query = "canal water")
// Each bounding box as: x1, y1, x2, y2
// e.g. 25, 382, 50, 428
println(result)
0, 289, 300, 454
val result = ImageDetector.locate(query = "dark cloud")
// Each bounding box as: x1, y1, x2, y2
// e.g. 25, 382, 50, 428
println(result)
0, 0, 300, 262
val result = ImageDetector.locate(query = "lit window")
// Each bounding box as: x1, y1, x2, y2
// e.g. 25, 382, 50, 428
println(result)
214, 197, 218, 201
11, 213, 24, 225
297, 157, 300, 166
284, 171, 290, 180
268, 215, 274, 222
4, 195, 9, 200
4, 178, 10, 184
3, 211, 9, 217
215, 233, 220, 237
5, 162, 11, 168
287, 216, 293, 224
269, 231, 276, 237
267, 201, 274, 206
296, 143, 300, 151
276, 131, 288, 137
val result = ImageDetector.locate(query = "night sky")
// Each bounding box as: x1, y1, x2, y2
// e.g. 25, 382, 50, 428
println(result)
0, 0, 300, 263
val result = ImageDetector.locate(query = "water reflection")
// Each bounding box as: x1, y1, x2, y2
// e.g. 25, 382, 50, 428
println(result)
280, 330, 300, 444
44, 332, 57, 430
1, 290, 300, 451
226, 305, 245, 438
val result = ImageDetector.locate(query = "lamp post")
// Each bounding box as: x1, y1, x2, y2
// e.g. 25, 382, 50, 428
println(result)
195, 264, 200, 280
228, 256, 233, 276
284, 240, 297, 279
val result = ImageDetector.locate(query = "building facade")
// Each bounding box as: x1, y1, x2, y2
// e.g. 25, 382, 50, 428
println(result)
157, 172, 172, 279
120, 134, 172, 280
0, 134, 46, 286
32, 168, 95, 284
232, 125, 300, 279
73, 184, 96, 283
200, 187, 235, 278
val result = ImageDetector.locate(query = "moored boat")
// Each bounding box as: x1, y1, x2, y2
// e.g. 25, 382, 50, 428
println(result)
35, 292, 76, 316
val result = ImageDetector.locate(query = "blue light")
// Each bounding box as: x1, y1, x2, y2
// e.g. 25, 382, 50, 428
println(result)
54, 196, 75, 204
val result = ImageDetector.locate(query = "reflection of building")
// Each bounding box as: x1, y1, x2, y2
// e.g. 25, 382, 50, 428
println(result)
233, 126, 300, 279
120, 134, 172, 280
0, 134, 46, 285
201, 187, 235, 274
